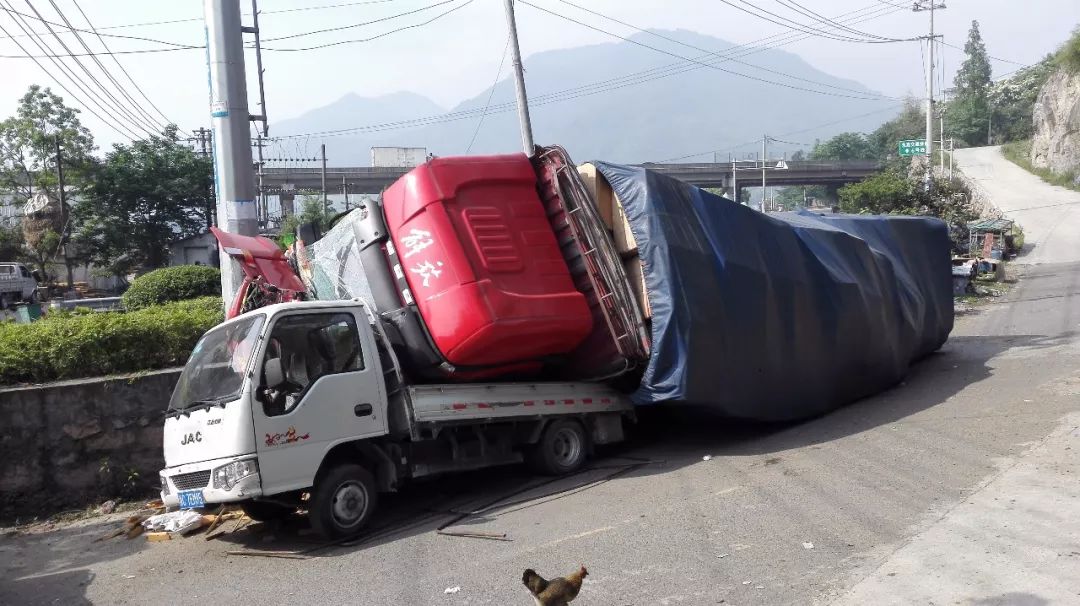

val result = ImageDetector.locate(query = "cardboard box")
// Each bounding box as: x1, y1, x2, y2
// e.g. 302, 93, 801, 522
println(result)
623, 256, 651, 319
612, 199, 638, 255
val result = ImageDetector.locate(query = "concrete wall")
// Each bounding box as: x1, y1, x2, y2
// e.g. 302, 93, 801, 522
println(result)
0, 369, 181, 519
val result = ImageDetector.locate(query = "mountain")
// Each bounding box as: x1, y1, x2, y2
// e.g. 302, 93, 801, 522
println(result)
271, 29, 897, 167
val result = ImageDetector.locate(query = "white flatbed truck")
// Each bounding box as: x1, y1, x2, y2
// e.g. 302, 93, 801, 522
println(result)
159, 300, 634, 538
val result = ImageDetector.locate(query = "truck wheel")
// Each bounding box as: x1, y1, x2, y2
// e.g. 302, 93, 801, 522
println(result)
0, 294, 7, 310
529, 419, 588, 475
241, 500, 295, 522
309, 463, 378, 539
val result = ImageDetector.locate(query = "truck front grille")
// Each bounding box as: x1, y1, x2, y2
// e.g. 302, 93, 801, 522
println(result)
170, 470, 211, 491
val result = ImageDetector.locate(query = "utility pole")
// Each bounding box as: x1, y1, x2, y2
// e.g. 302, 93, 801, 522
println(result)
255, 134, 266, 228
761, 134, 768, 213
320, 143, 329, 214
342, 176, 350, 211
54, 136, 73, 291
948, 138, 954, 179
502, 0, 535, 156
730, 154, 737, 204
205, 0, 258, 302
939, 110, 946, 174
987, 109, 993, 146
914, 1, 945, 193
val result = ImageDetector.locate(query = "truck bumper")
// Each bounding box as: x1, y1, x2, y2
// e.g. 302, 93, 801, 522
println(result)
159, 454, 262, 508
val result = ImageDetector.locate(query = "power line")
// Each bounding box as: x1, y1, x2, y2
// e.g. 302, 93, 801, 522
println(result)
466, 35, 510, 154
773, 0, 905, 41
19, 0, 159, 136
939, 39, 1026, 66
518, 0, 890, 100
0, 5, 201, 47
270, 3, 905, 139
551, 0, 899, 100
261, 0, 457, 42
262, 0, 476, 51
69, 0, 186, 137
43, 0, 171, 134
0, 11, 138, 140
720, 0, 915, 43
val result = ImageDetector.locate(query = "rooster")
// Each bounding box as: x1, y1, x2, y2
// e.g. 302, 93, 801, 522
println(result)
522, 566, 588, 605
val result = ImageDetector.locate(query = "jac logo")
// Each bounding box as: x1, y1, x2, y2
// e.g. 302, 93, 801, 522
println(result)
207, 418, 222, 426
181, 431, 202, 445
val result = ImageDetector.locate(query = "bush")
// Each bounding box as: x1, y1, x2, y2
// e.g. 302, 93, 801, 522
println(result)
122, 265, 221, 310
0, 297, 223, 385
1056, 27, 1080, 74
1001, 139, 1080, 192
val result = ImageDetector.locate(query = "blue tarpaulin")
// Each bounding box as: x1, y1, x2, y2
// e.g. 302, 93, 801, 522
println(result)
594, 162, 954, 421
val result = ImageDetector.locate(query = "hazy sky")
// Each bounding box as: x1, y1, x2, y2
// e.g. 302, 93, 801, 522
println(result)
2, 0, 1077, 151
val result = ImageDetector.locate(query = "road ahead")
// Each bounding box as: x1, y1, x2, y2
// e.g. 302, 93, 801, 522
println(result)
4, 149, 1080, 605
954, 145, 1080, 264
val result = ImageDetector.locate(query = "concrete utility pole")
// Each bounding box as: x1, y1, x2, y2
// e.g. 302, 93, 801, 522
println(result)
940, 111, 946, 174
255, 133, 266, 227
321, 143, 328, 214
502, 0, 535, 155
730, 154, 737, 204
761, 134, 768, 213
205, 0, 258, 302
914, 1, 945, 193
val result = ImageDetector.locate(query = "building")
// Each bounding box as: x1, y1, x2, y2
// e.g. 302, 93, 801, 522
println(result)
169, 232, 217, 267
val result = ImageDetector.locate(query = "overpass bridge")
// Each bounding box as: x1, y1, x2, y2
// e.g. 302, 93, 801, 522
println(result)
259, 160, 881, 207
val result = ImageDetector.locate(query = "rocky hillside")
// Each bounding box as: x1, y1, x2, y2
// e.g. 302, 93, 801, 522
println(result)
1031, 69, 1080, 178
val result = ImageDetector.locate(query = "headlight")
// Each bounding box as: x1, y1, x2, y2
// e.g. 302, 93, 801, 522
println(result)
212, 459, 259, 490
160, 472, 170, 495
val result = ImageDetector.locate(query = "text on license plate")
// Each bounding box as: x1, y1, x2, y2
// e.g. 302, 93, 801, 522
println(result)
178, 489, 205, 509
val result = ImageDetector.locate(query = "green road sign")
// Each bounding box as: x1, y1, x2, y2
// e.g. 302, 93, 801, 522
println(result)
898, 139, 927, 156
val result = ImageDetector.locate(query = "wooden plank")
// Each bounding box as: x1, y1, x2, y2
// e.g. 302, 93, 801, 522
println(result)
576, 163, 614, 230
623, 256, 651, 319
146, 532, 171, 542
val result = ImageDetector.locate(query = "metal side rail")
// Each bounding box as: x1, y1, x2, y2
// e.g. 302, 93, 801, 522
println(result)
407, 382, 633, 424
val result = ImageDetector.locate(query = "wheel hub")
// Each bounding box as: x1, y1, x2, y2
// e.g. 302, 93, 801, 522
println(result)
331, 481, 367, 528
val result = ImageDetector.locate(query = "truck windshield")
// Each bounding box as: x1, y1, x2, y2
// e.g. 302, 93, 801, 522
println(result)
168, 315, 265, 412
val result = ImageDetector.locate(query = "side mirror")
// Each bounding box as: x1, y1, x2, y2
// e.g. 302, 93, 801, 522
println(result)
31, 270, 42, 282
264, 357, 286, 389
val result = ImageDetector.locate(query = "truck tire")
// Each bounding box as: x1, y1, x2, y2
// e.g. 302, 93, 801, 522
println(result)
308, 463, 378, 539
240, 500, 295, 522
528, 419, 588, 475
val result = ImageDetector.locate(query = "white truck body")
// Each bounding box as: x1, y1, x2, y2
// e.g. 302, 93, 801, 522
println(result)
0, 262, 38, 306
159, 300, 633, 536
370, 146, 427, 168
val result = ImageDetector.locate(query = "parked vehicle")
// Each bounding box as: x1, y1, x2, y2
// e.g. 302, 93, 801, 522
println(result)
0, 262, 40, 309
159, 299, 634, 537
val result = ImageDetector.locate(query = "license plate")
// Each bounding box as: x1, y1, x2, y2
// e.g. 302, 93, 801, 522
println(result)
177, 489, 205, 509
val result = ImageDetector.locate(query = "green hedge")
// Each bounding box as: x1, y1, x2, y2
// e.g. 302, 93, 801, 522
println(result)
0, 297, 223, 385
122, 265, 221, 310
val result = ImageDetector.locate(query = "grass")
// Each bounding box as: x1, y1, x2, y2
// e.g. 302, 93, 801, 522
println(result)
1000, 139, 1080, 192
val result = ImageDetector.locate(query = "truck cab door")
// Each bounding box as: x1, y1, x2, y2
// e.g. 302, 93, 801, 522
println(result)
252, 309, 387, 494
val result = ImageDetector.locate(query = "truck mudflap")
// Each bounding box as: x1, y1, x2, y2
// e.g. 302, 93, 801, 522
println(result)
211, 228, 307, 318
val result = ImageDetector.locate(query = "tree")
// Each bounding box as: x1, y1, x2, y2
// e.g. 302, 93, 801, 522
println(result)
868, 99, 927, 160
278, 196, 334, 246
949, 21, 993, 145
0, 85, 94, 203
73, 126, 212, 270
808, 132, 876, 161
987, 55, 1056, 143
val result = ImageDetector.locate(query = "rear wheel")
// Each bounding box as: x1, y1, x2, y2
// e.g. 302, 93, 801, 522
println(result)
528, 419, 588, 475
308, 463, 378, 539
240, 500, 295, 522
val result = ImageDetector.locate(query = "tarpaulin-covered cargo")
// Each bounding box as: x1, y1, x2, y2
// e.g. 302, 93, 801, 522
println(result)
593, 162, 953, 421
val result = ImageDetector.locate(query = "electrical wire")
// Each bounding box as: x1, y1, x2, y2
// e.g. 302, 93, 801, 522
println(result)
44, 0, 172, 135
19, 0, 159, 136
0, 5, 201, 47
261, 0, 476, 52
721, 0, 915, 43
69, 0, 187, 137
518, 0, 889, 100
270, 3, 906, 139
940, 39, 1025, 66
773, 0, 906, 41
465, 35, 510, 154
552, 0, 899, 100
261, 0, 457, 42
0, 14, 137, 140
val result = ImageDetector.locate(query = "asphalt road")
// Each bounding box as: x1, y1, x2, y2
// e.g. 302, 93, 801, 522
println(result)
3, 148, 1079, 605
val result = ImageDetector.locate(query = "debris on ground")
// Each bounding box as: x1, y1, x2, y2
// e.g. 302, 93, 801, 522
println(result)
444, 586, 461, 594
717, 553, 729, 558
99, 500, 118, 515
143, 510, 205, 535
802, 542, 814, 550
436, 530, 510, 541
702, 455, 713, 461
